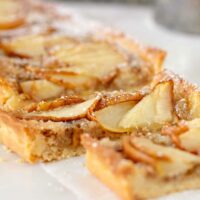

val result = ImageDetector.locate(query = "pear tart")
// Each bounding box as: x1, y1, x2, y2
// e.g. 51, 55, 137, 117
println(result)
82, 134, 200, 200
0, 0, 199, 199
0, 0, 167, 162
81, 72, 200, 200
0, 65, 198, 164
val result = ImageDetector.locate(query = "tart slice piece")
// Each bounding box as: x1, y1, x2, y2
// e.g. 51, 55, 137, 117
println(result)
82, 134, 200, 200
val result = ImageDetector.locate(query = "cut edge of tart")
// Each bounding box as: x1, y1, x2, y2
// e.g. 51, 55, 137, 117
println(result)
82, 134, 200, 200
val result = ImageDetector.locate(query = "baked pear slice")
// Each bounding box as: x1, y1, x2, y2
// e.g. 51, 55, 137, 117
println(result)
94, 101, 136, 133
20, 80, 64, 101
96, 91, 145, 111
1, 34, 76, 58
163, 118, 200, 153
51, 42, 127, 81
0, 0, 26, 30
119, 81, 174, 130
178, 119, 200, 153
175, 119, 200, 154
45, 71, 99, 90
29, 96, 84, 112
23, 96, 100, 122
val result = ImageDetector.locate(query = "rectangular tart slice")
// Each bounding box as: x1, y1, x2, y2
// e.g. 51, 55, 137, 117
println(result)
82, 133, 200, 200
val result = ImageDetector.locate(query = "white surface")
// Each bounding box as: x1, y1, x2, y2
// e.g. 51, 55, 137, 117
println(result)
1, 3, 200, 200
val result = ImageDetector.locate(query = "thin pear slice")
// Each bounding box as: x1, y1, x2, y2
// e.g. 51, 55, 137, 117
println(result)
162, 119, 200, 153
119, 81, 173, 130
123, 137, 156, 166
23, 96, 100, 122
178, 119, 200, 153
0, 0, 25, 30
27, 96, 84, 112
20, 80, 64, 101
51, 42, 127, 80
95, 101, 136, 133
45, 71, 98, 90
96, 91, 145, 111
161, 122, 188, 149
129, 137, 200, 178
1, 34, 76, 58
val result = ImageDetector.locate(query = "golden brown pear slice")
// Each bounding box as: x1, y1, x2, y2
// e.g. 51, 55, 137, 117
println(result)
178, 119, 200, 153
119, 81, 174, 130
94, 101, 136, 133
20, 80, 64, 101
23, 96, 100, 121
33, 96, 84, 112
45, 71, 98, 90
96, 91, 145, 111
0, 0, 25, 30
130, 137, 200, 178
1, 34, 76, 58
51, 42, 127, 80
